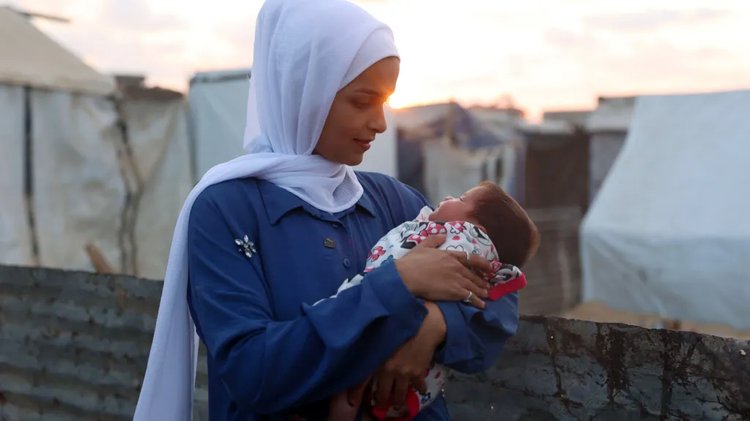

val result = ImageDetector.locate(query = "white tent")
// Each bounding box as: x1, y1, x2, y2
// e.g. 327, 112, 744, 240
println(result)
0, 8, 191, 279
188, 70, 250, 179
188, 69, 398, 180
395, 103, 523, 205
581, 90, 750, 330
585, 97, 634, 205
0, 7, 115, 96
0, 7, 122, 269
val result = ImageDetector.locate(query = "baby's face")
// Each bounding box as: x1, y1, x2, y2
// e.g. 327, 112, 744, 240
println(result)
428, 186, 484, 223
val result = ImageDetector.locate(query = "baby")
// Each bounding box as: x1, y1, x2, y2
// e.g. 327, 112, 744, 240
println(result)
328, 181, 540, 420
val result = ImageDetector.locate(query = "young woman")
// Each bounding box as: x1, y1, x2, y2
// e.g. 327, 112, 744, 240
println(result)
134, 1, 519, 420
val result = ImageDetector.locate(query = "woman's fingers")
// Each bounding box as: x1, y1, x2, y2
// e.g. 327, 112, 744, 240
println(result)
468, 254, 493, 274
450, 251, 492, 273
374, 374, 394, 407
391, 378, 409, 407
459, 264, 490, 291
462, 289, 486, 309
412, 234, 446, 249
450, 252, 491, 289
347, 377, 371, 406
449, 250, 492, 273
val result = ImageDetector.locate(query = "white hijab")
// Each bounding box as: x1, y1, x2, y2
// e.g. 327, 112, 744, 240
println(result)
133, 0, 398, 419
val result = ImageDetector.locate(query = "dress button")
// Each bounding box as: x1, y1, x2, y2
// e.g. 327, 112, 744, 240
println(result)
343, 258, 351, 268
331, 222, 341, 229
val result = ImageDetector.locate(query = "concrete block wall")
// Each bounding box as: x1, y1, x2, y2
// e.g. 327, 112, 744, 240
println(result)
2, 265, 748, 420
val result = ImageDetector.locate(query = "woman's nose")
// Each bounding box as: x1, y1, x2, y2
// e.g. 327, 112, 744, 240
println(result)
368, 106, 387, 134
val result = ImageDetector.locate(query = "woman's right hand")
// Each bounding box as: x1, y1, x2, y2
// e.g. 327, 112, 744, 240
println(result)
394, 235, 492, 309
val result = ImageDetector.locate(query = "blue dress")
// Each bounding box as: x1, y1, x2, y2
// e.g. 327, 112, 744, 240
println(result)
186, 171, 519, 420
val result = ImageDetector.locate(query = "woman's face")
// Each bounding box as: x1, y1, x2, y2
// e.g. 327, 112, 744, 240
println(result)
315, 57, 399, 165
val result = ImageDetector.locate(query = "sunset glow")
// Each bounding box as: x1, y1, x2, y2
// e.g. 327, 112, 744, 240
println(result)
9, 0, 750, 119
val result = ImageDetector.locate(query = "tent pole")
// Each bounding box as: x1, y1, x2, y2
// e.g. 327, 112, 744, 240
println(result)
23, 86, 40, 266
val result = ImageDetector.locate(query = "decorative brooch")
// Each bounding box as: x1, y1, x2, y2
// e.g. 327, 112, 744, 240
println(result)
235, 235, 257, 259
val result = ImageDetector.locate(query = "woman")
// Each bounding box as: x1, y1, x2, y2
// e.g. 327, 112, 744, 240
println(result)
134, 0, 519, 420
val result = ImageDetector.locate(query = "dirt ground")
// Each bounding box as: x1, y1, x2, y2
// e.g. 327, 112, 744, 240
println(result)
560, 301, 750, 341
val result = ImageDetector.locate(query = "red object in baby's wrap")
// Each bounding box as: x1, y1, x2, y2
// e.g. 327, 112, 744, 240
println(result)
370, 392, 421, 421
486, 260, 527, 301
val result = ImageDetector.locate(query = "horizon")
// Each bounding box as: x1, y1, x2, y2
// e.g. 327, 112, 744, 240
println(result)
8, 0, 750, 120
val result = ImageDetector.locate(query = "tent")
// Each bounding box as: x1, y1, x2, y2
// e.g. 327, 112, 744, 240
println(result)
394, 103, 524, 205
585, 97, 634, 205
581, 90, 750, 330
188, 69, 398, 180
188, 70, 250, 179
0, 7, 121, 269
0, 8, 191, 279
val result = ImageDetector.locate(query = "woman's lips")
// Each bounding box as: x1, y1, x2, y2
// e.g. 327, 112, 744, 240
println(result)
354, 138, 373, 150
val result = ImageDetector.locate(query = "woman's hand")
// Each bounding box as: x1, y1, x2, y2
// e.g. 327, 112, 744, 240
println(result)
372, 302, 446, 409
327, 378, 371, 421
395, 235, 492, 308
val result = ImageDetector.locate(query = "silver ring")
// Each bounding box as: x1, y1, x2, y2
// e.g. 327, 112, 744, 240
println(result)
463, 291, 474, 304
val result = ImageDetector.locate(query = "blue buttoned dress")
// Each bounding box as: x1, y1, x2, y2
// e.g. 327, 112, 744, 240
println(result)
186, 171, 519, 420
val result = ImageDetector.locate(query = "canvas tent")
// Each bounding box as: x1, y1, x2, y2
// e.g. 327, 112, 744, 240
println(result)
0, 7, 115, 95
581, 90, 750, 330
394, 103, 524, 205
189, 69, 398, 180
0, 8, 192, 279
188, 70, 250, 179
0, 7, 121, 269
585, 97, 634, 205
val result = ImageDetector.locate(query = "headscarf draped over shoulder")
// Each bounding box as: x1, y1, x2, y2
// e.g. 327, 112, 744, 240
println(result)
134, 0, 398, 419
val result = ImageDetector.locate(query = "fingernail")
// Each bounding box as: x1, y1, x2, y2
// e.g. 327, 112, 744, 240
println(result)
482, 289, 489, 297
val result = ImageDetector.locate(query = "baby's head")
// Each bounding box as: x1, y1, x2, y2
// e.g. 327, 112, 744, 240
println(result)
429, 181, 540, 267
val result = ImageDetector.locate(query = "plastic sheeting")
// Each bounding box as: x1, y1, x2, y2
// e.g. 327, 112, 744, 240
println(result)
422, 139, 512, 206
123, 100, 192, 279
581, 90, 750, 329
0, 85, 33, 265
395, 103, 523, 204
188, 71, 249, 179
31, 90, 125, 271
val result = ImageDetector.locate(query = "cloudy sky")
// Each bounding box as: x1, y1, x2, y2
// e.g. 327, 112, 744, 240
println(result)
10, 0, 750, 119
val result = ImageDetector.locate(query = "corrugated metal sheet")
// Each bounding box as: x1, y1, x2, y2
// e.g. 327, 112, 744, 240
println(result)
2, 265, 747, 420
0, 265, 207, 420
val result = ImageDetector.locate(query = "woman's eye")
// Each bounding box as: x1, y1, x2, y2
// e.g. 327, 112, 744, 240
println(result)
352, 95, 385, 110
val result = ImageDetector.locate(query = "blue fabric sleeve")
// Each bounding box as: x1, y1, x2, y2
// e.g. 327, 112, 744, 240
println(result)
187, 192, 428, 414
433, 292, 519, 373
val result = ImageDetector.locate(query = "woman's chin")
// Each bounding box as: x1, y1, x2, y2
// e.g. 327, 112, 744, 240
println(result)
345, 155, 365, 166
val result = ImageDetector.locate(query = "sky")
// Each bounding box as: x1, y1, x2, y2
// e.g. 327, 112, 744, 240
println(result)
9, 0, 750, 119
